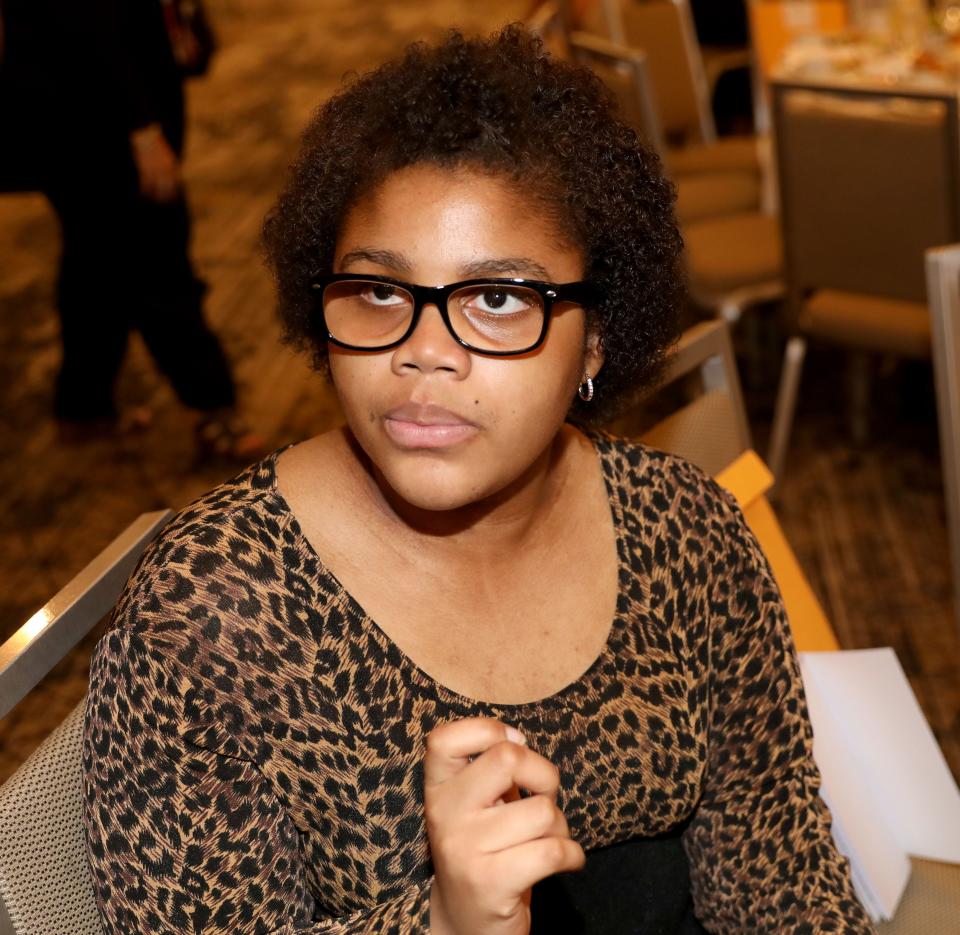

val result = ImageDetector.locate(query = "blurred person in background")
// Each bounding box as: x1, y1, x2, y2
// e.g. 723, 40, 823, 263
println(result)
0, 0, 262, 460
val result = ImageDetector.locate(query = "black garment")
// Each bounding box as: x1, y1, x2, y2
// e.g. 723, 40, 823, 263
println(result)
2, 0, 235, 420
531, 829, 708, 934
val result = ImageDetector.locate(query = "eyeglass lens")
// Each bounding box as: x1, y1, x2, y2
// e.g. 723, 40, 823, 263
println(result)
322, 280, 546, 352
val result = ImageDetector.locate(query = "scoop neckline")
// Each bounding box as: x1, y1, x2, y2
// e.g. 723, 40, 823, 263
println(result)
264, 431, 633, 714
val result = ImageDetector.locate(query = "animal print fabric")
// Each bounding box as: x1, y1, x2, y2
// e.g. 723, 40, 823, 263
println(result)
82, 434, 876, 934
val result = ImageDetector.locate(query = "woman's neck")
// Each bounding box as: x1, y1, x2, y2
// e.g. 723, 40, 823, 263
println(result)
341, 424, 584, 559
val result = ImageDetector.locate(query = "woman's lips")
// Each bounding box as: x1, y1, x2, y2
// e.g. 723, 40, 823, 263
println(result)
384, 419, 478, 448
383, 403, 479, 449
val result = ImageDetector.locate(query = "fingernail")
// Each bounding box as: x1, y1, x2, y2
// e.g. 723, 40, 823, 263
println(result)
505, 725, 527, 745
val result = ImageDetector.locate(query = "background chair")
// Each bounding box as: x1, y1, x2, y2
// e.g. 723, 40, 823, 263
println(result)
609, 318, 838, 651
767, 82, 960, 484
569, 7, 783, 324
0, 510, 171, 935
535, 2, 783, 324
609, 318, 752, 475
588, 0, 764, 178
925, 245, 960, 637
567, 30, 760, 225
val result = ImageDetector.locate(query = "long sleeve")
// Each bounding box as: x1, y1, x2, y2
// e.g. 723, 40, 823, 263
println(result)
682, 489, 876, 934
91, 0, 170, 131
82, 625, 432, 934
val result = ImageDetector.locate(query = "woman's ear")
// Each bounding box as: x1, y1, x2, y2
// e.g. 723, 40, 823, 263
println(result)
584, 327, 604, 380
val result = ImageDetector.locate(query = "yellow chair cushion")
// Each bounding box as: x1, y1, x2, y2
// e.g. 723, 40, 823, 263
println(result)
801, 290, 931, 359
716, 451, 840, 652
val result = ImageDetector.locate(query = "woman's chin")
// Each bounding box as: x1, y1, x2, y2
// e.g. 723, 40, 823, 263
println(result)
383, 470, 490, 514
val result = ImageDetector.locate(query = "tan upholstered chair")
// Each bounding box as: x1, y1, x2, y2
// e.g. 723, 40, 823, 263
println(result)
0, 510, 171, 935
609, 319, 753, 475
681, 210, 784, 323
766, 83, 960, 487
564, 18, 783, 319
565, 30, 762, 225
588, 0, 764, 180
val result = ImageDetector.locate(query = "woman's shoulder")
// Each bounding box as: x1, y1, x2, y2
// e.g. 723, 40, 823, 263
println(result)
108, 447, 309, 639
146, 448, 291, 560
589, 429, 738, 521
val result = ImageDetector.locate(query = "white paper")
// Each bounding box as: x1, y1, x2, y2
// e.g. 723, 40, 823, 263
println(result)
799, 653, 910, 920
800, 648, 960, 864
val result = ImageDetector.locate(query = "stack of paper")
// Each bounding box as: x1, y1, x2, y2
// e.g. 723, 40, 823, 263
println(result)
798, 648, 960, 922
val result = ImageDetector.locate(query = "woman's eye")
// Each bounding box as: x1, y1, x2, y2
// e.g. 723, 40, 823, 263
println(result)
469, 288, 530, 315
362, 284, 406, 306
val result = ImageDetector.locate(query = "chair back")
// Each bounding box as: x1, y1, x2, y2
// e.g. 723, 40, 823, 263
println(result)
925, 245, 960, 637
773, 83, 960, 307
609, 319, 752, 476
609, 321, 842, 650
526, 1, 569, 57
0, 510, 171, 935
587, 0, 715, 144
567, 31, 666, 155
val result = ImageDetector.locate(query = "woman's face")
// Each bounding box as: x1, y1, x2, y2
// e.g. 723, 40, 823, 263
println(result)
328, 163, 603, 512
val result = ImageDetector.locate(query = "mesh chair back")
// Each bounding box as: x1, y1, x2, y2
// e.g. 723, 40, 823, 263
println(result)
0, 510, 171, 934
639, 388, 749, 477
0, 703, 100, 935
775, 86, 960, 305
609, 320, 752, 475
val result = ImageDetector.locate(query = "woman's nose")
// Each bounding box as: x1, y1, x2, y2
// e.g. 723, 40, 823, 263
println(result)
391, 302, 470, 375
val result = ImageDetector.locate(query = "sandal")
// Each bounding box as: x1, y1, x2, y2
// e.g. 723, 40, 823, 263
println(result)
194, 409, 266, 463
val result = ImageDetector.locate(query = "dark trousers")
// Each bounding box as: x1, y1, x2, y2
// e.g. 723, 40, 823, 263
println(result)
43, 101, 235, 422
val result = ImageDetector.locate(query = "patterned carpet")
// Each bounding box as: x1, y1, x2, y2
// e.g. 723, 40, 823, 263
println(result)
1, 0, 958, 792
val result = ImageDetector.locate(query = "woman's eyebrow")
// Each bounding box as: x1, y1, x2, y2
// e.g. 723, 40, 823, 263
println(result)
338, 248, 412, 273
459, 257, 553, 280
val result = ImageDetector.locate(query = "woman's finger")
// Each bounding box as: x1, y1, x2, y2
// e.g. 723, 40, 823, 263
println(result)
486, 835, 586, 895
448, 738, 560, 811
471, 793, 571, 854
424, 717, 527, 787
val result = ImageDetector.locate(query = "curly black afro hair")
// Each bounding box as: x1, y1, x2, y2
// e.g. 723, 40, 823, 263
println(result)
262, 24, 682, 424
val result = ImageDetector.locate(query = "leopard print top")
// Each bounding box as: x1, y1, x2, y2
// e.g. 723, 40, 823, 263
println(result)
82, 434, 875, 934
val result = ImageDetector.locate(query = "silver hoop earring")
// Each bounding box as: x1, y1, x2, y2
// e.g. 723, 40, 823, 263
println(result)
578, 375, 594, 402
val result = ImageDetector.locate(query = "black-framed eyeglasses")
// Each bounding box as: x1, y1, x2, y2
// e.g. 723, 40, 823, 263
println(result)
309, 274, 596, 357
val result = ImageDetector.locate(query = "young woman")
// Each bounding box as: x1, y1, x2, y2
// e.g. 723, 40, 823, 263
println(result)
82, 27, 875, 935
